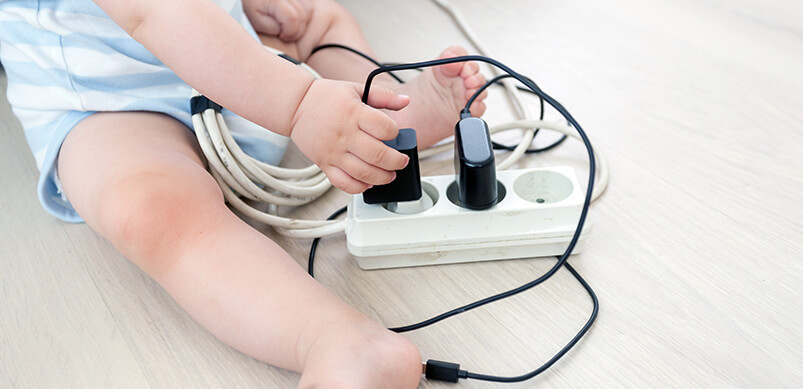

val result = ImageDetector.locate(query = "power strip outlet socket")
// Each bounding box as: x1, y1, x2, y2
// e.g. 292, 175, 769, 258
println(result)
345, 166, 591, 269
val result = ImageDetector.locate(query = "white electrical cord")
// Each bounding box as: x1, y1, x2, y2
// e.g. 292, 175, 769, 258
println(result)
191, 47, 345, 238
192, 7, 609, 239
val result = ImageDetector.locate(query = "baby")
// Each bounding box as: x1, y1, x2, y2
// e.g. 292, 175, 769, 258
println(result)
1, 0, 486, 387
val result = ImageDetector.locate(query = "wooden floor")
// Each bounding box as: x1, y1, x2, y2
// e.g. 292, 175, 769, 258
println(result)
2, 0, 801, 387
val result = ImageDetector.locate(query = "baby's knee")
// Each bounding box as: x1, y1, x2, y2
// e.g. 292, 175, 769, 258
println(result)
95, 157, 225, 271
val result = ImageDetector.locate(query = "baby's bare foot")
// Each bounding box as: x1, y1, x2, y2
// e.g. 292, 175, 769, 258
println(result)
297, 318, 422, 389
387, 46, 487, 149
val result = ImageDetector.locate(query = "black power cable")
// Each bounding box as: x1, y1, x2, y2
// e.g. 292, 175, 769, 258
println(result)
307, 206, 347, 278
309, 43, 405, 83
463, 261, 598, 382
306, 49, 600, 384
307, 209, 598, 383
464, 73, 568, 154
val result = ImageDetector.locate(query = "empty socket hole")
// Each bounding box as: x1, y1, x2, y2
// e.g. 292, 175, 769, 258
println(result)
513, 171, 573, 204
383, 182, 439, 214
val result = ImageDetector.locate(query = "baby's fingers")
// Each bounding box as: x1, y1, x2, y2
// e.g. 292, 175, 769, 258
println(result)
281, 0, 311, 40
271, 0, 302, 41
243, 2, 281, 36
357, 107, 400, 141
290, 0, 312, 32
361, 85, 410, 111
351, 133, 409, 171
324, 166, 371, 195
339, 153, 397, 186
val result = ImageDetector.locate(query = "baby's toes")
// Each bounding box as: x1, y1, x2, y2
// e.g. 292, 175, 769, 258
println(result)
464, 73, 486, 91
437, 46, 469, 77
460, 60, 480, 78
470, 100, 487, 117
465, 88, 488, 103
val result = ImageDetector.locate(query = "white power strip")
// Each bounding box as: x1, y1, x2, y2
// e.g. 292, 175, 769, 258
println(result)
346, 166, 590, 269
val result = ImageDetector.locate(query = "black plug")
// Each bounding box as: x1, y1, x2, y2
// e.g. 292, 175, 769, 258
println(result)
425, 359, 468, 383
454, 117, 498, 210
362, 128, 421, 204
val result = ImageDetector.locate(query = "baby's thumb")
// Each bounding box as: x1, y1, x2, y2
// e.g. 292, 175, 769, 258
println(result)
250, 13, 281, 36
363, 86, 410, 111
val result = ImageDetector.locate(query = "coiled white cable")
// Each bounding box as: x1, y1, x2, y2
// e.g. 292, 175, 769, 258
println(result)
191, 47, 345, 238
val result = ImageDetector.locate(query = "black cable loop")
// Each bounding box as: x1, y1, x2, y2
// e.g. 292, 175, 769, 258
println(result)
463, 261, 598, 382
465, 73, 568, 154
310, 43, 405, 83
307, 206, 347, 277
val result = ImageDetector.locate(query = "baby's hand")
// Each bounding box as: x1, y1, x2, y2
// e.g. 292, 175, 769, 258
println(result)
290, 79, 411, 194
243, 0, 313, 42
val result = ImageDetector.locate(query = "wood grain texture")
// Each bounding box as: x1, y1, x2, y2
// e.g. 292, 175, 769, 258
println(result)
1, 0, 801, 387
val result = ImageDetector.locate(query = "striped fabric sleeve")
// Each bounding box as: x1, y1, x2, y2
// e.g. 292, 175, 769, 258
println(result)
0, 0, 289, 222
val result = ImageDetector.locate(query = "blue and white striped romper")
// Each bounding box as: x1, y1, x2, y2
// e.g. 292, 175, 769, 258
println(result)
0, 0, 289, 222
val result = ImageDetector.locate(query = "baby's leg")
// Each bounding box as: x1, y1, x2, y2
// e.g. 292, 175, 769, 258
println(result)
258, 0, 488, 148
57, 112, 422, 388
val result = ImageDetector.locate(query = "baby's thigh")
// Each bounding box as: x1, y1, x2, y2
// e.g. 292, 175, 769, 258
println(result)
58, 112, 222, 250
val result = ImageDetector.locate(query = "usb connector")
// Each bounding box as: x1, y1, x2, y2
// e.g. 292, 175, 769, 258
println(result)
424, 359, 468, 383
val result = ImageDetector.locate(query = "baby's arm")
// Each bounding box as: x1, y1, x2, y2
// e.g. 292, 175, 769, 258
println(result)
93, 0, 409, 193
98, 0, 310, 134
